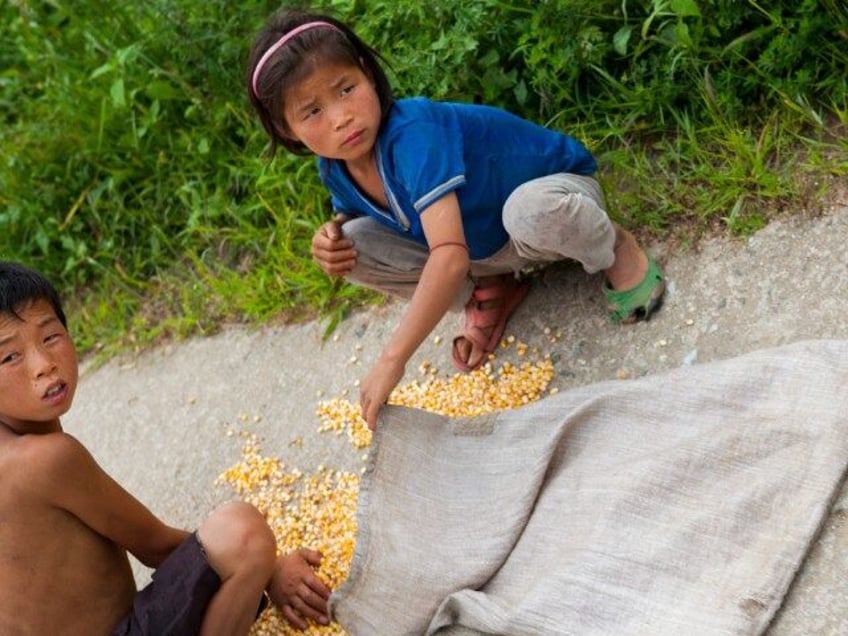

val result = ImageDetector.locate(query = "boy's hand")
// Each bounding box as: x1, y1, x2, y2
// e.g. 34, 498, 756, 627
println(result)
311, 219, 356, 276
268, 548, 331, 629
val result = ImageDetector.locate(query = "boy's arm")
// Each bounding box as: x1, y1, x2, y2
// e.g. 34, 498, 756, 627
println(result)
359, 192, 470, 428
34, 433, 188, 567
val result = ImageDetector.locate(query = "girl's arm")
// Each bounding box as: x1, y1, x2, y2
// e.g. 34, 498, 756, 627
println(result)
36, 433, 188, 567
359, 192, 469, 429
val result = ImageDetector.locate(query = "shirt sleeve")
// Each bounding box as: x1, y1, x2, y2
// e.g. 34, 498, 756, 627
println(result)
387, 115, 467, 213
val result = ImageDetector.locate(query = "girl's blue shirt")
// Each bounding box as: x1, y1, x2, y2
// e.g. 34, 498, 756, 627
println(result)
318, 97, 597, 259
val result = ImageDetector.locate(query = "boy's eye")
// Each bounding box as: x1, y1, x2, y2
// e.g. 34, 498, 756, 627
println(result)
341, 84, 355, 96
304, 106, 322, 120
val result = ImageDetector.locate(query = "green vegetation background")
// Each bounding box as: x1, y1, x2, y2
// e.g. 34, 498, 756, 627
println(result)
2, 0, 846, 358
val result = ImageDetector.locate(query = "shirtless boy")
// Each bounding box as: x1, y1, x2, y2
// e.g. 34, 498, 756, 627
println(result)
0, 261, 331, 635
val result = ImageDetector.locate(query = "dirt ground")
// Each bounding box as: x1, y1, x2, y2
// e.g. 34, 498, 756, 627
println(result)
65, 178, 848, 634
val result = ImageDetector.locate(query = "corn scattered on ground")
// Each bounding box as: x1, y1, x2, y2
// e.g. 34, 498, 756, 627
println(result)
217, 338, 555, 635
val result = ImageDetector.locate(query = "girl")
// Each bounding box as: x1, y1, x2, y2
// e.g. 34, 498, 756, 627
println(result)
247, 9, 665, 430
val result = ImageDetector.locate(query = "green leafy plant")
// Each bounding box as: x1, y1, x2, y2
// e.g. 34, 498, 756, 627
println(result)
2, 0, 846, 357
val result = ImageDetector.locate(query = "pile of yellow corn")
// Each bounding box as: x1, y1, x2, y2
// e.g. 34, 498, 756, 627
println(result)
218, 337, 556, 635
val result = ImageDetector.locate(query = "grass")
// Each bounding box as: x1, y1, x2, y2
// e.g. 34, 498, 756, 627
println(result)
70, 114, 846, 364
2, 0, 847, 360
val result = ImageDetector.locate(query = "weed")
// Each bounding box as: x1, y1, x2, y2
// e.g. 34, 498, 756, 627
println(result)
2, 0, 846, 356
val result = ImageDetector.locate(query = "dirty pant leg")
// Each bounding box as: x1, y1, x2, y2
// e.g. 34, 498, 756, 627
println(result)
502, 173, 616, 274
341, 216, 474, 312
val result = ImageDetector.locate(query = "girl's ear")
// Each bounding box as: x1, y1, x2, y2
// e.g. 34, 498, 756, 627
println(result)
274, 120, 298, 142
359, 57, 375, 85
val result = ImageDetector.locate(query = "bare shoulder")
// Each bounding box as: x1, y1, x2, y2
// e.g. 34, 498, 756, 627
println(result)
13, 428, 88, 459
1, 431, 96, 497
0, 432, 137, 635
0, 431, 100, 539
0, 431, 112, 529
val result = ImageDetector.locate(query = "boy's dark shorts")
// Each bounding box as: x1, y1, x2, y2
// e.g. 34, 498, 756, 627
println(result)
112, 532, 270, 635
111, 532, 221, 636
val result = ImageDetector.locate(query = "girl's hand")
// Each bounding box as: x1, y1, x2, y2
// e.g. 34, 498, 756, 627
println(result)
267, 548, 331, 630
360, 356, 405, 430
311, 220, 357, 276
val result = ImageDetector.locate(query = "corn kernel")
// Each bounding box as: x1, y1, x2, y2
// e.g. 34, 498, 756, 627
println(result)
219, 345, 556, 635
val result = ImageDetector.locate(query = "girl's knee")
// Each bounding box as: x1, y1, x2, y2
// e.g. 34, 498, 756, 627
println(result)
504, 172, 605, 216
503, 177, 611, 241
199, 502, 276, 580
339, 216, 383, 248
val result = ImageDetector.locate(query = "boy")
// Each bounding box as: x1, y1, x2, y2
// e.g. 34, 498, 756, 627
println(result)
0, 261, 331, 635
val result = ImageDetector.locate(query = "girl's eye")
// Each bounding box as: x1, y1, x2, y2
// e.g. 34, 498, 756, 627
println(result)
341, 84, 355, 96
1, 352, 19, 365
304, 106, 322, 120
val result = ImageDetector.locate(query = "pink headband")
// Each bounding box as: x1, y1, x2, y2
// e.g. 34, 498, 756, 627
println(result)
251, 21, 339, 98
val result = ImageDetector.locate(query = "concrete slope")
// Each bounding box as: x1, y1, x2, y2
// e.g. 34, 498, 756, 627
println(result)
65, 184, 848, 634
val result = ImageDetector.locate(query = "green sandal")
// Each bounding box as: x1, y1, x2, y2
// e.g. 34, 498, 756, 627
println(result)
604, 254, 666, 324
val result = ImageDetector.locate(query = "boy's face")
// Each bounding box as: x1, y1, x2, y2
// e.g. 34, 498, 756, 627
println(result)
0, 298, 78, 435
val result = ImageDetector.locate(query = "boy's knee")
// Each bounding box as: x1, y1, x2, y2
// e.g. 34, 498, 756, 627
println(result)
199, 502, 276, 580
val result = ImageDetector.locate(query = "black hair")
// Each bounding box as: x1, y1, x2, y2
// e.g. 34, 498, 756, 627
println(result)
246, 9, 394, 156
0, 261, 67, 328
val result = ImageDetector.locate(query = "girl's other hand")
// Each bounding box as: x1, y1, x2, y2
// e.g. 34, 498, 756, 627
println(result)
311, 220, 357, 276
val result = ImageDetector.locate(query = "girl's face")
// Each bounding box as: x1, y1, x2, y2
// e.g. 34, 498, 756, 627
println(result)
282, 61, 382, 170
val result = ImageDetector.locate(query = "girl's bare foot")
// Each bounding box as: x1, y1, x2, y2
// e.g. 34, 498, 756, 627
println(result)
604, 225, 648, 291
603, 224, 666, 323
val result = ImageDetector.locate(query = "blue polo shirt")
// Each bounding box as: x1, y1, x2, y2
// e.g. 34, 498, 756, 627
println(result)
318, 97, 597, 260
